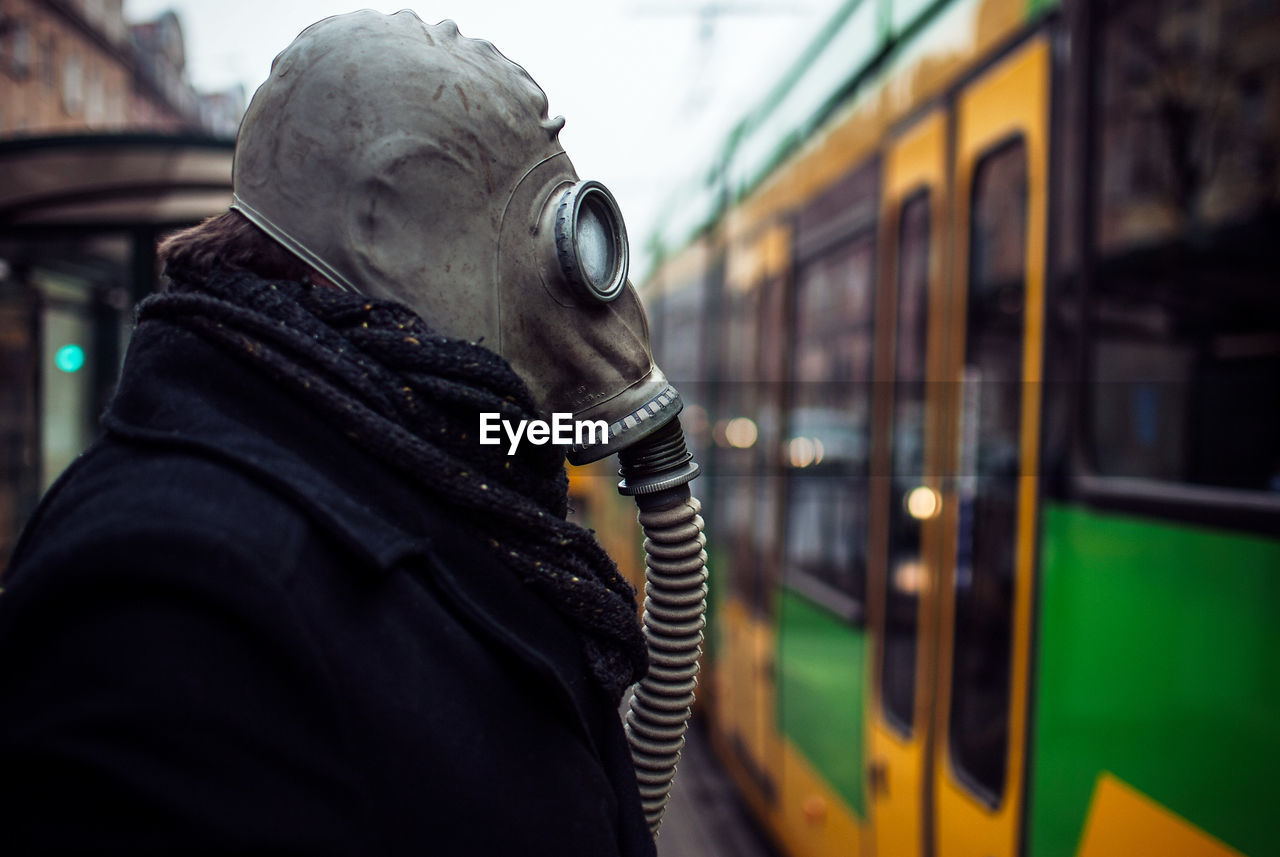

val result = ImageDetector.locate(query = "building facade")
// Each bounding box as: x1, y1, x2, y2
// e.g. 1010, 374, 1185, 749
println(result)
0, 0, 243, 138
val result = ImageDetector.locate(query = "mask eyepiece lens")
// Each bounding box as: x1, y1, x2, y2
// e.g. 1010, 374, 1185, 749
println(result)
578, 198, 614, 289
554, 180, 628, 303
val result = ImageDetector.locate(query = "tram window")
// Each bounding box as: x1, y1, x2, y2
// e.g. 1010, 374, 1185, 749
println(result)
723, 281, 760, 387
718, 468, 757, 584
1089, 0, 1280, 498
755, 274, 788, 614
948, 140, 1027, 805
660, 281, 713, 465
1089, 273, 1280, 495
784, 477, 867, 615
754, 477, 781, 610
720, 281, 765, 611
786, 234, 875, 615
660, 282, 705, 389
881, 190, 931, 736
1097, 0, 1280, 256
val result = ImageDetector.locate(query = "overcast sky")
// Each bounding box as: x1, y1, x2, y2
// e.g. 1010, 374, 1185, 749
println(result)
122, 0, 843, 276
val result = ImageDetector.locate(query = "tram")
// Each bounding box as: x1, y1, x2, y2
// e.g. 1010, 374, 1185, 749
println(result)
636, 0, 1280, 855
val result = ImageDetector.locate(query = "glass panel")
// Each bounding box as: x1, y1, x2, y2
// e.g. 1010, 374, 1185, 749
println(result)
719, 281, 766, 610
754, 476, 780, 610
757, 274, 788, 614
949, 140, 1027, 804
1097, 0, 1280, 255
36, 274, 97, 493
786, 234, 875, 613
882, 191, 931, 735
660, 283, 705, 390
785, 477, 866, 601
659, 276, 714, 468
1091, 0, 1280, 495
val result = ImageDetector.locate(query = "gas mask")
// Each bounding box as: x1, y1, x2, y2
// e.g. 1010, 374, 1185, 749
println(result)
232, 11, 704, 836
231, 10, 675, 463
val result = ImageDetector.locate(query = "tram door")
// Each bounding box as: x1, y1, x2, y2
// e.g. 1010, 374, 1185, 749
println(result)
868, 109, 948, 857
931, 37, 1049, 857
869, 34, 1050, 857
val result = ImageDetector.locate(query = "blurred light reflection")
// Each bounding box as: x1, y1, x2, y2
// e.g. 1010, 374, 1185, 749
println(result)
906, 485, 940, 520
724, 417, 758, 448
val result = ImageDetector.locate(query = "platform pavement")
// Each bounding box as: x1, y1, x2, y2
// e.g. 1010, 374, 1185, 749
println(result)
654, 718, 780, 857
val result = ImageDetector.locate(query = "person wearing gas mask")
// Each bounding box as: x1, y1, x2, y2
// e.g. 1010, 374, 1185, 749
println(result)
0, 11, 707, 856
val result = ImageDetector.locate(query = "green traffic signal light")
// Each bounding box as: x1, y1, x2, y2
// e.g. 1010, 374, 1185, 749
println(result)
55, 344, 85, 374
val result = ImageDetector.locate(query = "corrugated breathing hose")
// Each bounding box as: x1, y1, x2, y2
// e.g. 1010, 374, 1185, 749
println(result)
617, 417, 706, 837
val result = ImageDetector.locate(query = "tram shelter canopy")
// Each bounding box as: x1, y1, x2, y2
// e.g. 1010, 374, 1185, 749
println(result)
0, 134, 234, 229
0, 134, 235, 303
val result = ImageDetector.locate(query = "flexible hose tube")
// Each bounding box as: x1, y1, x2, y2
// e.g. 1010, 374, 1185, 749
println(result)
617, 418, 706, 837
628, 494, 706, 832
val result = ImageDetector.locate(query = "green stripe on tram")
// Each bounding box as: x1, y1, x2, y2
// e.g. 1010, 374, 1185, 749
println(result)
778, 587, 869, 817
1029, 503, 1280, 857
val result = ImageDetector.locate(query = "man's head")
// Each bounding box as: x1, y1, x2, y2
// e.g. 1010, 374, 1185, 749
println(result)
232, 12, 565, 308
216, 10, 676, 459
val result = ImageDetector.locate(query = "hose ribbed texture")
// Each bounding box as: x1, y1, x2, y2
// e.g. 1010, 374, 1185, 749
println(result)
625, 495, 707, 835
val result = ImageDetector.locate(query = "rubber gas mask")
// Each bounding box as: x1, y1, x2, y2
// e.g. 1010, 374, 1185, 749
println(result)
231, 11, 705, 836
231, 10, 676, 463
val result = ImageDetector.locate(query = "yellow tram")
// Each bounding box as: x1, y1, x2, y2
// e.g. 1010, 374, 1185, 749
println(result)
633, 0, 1280, 855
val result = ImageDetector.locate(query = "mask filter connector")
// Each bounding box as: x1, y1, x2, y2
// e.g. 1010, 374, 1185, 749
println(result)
617, 418, 699, 496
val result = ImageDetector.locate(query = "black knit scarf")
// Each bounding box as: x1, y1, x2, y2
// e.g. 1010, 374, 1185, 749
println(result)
139, 265, 648, 703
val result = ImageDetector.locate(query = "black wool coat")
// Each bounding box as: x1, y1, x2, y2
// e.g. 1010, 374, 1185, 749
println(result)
0, 321, 657, 857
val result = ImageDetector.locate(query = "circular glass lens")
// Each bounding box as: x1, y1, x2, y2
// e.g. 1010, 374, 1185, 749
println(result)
576, 197, 615, 289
